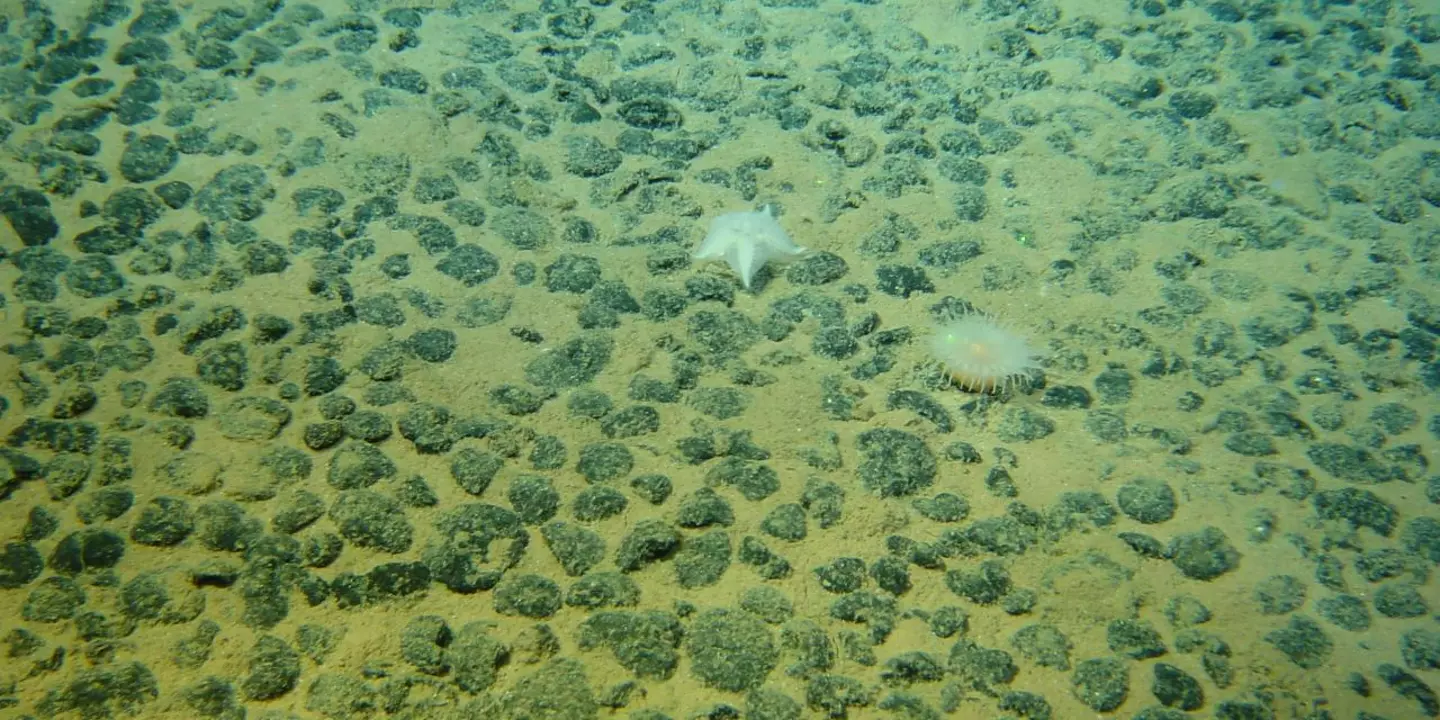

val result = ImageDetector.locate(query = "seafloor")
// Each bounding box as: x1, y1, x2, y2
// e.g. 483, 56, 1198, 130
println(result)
0, 0, 1438, 718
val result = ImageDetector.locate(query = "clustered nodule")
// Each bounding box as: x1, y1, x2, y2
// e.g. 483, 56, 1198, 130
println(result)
2, 0, 1440, 718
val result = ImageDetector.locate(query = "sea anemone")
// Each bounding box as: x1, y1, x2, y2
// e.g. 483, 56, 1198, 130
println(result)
929, 313, 1042, 393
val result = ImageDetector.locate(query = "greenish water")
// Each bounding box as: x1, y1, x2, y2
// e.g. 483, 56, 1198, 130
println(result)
0, 0, 1438, 718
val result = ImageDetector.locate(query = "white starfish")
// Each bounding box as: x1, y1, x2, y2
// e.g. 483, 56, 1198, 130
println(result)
693, 205, 806, 290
